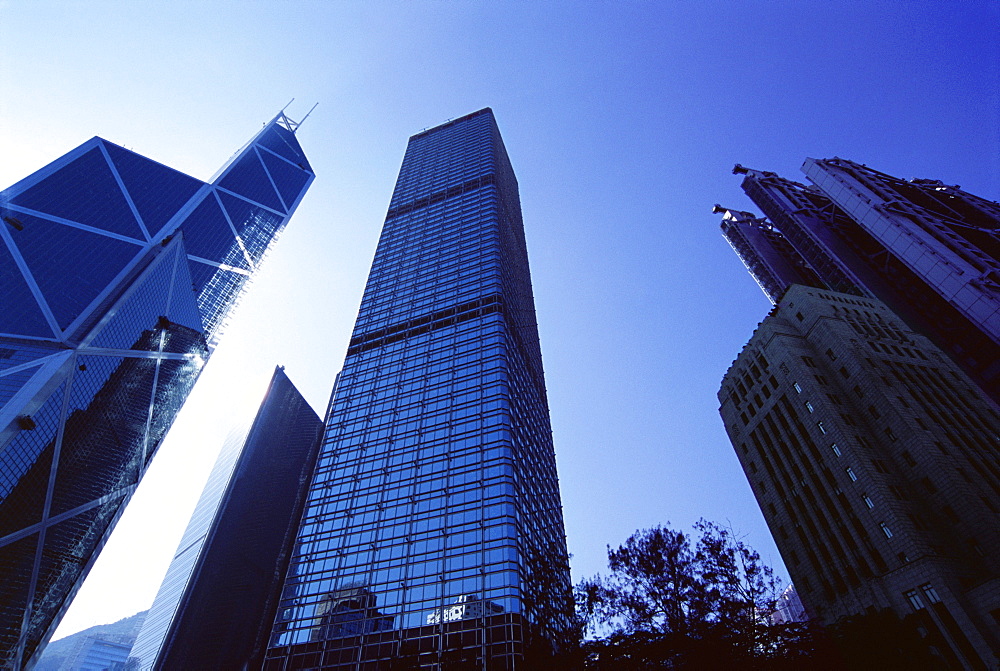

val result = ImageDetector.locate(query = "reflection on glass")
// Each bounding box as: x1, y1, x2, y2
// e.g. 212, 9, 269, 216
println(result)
425, 594, 504, 625
312, 586, 395, 640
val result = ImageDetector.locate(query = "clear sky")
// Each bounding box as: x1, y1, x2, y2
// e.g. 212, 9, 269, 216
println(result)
2, 0, 997, 640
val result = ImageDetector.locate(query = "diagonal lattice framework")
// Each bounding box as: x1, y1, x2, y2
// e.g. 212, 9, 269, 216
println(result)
0, 112, 314, 668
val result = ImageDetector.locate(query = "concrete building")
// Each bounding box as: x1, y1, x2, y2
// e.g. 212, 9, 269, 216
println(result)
716, 158, 1000, 405
719, 285, 1000, 668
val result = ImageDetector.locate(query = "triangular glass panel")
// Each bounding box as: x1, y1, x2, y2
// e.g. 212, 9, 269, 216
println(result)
52, 354, 154, 515
218, 150, 283, 212
89, 243, 205, 353
169, 247, 206, 333
102, 141, 205, 237
8, 211, 145, 331
257, 124, 312, 173
260, 150, 311, 212
218, 191, 284, 265
176, 195, 248, 269
0, 367, 42, 411
0, 233, 53, 337
0, 339, 63, 375
0, 378, 65, 526
0, 533, 39, 658
9, 146, 145, 240
90, 252, 172, 351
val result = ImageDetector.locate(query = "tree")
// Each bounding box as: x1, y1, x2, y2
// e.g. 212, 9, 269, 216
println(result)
576, 521, 841, 669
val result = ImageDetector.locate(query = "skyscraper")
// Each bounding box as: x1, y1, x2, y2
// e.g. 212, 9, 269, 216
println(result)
129, 366, 323, 670
264, 109, 574, 670
0, 112, 313, 668
715, 158, 1000, 404
719, 285, 1000, 668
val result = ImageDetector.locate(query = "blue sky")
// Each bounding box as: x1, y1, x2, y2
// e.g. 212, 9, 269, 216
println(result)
2, 0, 997, 638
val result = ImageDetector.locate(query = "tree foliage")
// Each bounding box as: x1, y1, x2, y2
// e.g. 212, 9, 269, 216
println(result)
577, 521, 781, 638
575, 521, 841, 669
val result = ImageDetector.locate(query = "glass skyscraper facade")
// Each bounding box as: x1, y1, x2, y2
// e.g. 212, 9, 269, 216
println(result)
130, 367, 323, 670
265, 109, 574, 670
715, 159, 1000, 405
0, 112, 313, 668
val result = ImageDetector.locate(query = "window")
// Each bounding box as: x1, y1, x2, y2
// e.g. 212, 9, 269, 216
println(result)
846, 467, 857, 482
802, 356, 816, 368
904, 590, 924, 611
920, 584, 941, 604
793, 382, 802, 393
817, 422, 826, 434
831, 443, 841, 457
862, 495, 874, 509
880, 522, 893, 538
805, 401, 814, 413
826, 348, 837, 361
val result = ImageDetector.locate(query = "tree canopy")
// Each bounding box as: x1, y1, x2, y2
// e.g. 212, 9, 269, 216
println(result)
575, 521, 840, 669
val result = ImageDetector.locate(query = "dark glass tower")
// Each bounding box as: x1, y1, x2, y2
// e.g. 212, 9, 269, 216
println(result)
716, 159, 1000, 405
265, 109, 574, 670
129, 367, 323, 670
0, 112, 313, 668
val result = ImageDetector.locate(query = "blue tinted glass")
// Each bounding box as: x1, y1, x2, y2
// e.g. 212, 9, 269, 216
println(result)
27, 496, 125, 654
0, 367, 38, 410
259, 150, 311, 211
218, 150, 283, 212
267, 112, 573, 665
164, 245, 207, 333
218, 192, 284, 264
90, 244, 204, 352
10, 147, 144, 240
0, 533, 36, 654
0, 233, 52, 337
102, 141, 204, 237
0, 378, 65, 508
0, 340, 62, 373
9, 212, 144, 331
146, 352, 205, 464
257, 125, 311, 173
187, 261, 248, 338
176, 195, 247, 269
51, 354, 154, 514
